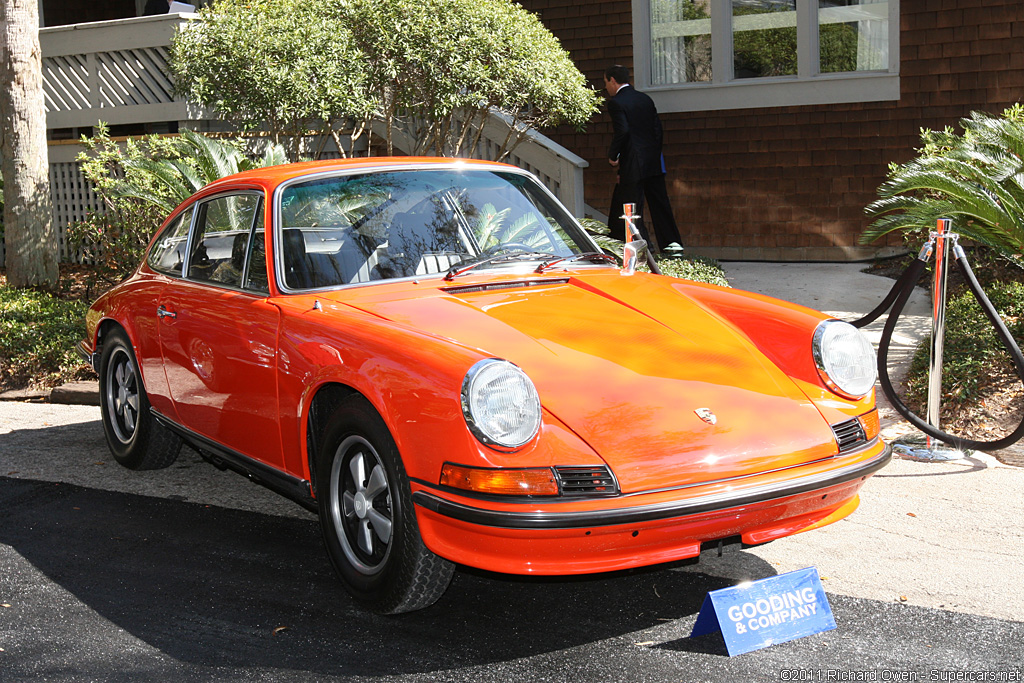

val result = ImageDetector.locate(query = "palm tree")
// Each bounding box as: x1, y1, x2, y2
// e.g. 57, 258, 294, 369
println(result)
1, 0, 59, 289
863, 107, 1024, 263
112, 129, 288, 214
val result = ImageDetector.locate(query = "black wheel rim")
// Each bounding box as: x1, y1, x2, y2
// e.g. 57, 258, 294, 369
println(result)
105, 347, 140, 444
329, 435, 394, 575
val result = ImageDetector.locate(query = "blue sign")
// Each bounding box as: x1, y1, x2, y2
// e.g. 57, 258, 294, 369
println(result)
690, 567, 836, 656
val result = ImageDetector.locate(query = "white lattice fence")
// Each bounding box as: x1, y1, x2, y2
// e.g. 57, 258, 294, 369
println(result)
42, 53, 91, 113
50, 161, 104, 263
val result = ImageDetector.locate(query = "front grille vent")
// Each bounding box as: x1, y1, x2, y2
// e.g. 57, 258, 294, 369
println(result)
832, 418, 867, 453
555, 466, 619, 497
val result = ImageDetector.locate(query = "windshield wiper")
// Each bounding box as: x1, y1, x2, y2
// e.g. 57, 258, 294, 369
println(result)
444, 251, 554, 281
535, 251, 617, 273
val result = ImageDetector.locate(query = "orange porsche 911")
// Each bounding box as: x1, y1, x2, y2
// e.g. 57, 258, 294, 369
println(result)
78, 158, 889, 614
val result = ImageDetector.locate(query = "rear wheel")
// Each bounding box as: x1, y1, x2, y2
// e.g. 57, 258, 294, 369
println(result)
99, 328, 182, 470
317, 395, 454, 614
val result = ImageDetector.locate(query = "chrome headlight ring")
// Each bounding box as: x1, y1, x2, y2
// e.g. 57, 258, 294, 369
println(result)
461, 359, 542, 449
812, 319, 877, 399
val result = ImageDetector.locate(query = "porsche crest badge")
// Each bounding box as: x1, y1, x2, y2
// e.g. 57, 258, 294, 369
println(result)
695, 408, 718, 425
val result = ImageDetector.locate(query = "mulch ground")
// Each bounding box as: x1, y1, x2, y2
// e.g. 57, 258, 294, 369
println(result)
0, 263, 100, 300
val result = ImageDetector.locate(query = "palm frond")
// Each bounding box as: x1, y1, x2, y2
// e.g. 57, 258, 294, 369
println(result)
864, 110, 1024, 260
474, 203, 512, 249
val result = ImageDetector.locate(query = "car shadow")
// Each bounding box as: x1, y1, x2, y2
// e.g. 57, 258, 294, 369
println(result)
0, 474, 780, 677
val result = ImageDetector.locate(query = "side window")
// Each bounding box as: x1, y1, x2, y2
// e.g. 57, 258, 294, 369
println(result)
242, 204, 269, 294
147, 207, 194, 276
186, 193, 261, 287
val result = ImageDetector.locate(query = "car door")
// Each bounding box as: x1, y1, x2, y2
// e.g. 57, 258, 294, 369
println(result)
132, 205, 194, 419
156, 192, 286, 469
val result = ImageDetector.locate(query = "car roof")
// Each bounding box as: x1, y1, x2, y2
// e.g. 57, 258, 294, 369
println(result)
201, 156, 522, 195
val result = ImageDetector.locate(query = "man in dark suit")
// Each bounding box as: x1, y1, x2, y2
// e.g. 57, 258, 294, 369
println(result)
604, 65, 680, 252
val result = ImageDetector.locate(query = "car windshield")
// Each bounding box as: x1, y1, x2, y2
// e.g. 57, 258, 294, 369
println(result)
276, 168, 603, 290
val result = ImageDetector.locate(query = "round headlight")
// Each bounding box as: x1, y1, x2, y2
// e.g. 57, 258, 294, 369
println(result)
461, 359, 542, 449
813, 320, 877, 398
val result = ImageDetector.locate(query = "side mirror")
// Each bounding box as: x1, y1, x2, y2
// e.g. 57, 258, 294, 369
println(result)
621, 239, 648, 276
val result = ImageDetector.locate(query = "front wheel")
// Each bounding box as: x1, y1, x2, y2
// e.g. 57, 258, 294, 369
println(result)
317, 396, 454, 614
98, 328, 182, 470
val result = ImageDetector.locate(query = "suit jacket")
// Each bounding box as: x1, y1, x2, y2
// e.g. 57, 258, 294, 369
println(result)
607, 85, 666, 184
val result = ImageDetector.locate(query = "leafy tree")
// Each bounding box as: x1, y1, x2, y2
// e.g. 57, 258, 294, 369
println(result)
819, 23, 861, 74
863, 106, 1024, 264
1, 0, 58, 289
170, 0, 370, 160
732, 5, 797, 78
170, 0, 600, 161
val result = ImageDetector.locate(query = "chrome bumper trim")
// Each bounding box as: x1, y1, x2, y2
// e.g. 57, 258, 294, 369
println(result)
413, 443, 891, 530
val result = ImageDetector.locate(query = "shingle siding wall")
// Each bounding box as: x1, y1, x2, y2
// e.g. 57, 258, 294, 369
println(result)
520, 0, 1024, 261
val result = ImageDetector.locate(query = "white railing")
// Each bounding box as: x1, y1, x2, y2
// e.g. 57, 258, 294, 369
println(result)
372, 111, 588, 217
40, 13, 198, 130
479, 111, 588, 219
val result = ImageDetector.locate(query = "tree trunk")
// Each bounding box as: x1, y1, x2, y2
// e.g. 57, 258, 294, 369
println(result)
0, 0, 58, 289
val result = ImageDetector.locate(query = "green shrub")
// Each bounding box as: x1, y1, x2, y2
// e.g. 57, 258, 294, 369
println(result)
904, 279, 1024, 410
864, 105, 1024, 266
171, 0, 600, 160
653, 255, 730, 287
578, 217, 729, 287
0, 287, 91, 389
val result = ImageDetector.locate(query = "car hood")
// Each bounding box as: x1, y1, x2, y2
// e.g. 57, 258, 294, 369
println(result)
333, 272, 837, 493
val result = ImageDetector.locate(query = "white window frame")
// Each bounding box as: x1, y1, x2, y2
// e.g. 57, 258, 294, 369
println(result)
632, 0, 900, 113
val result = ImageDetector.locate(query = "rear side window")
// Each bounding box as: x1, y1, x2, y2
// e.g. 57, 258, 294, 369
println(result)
186, 193, 262, 288
147, 207, 194, 276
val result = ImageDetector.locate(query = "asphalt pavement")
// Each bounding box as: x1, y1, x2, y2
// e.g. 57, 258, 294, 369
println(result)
1, 262, 1022, 681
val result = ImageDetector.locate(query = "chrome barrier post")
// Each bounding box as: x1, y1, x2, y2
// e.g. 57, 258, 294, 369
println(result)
620, 203, 662, 275
621, 203, 639, 242
926, 218, 952, 444
893, 218, 969, 462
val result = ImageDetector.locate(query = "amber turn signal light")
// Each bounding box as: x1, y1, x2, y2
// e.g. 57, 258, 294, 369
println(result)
859, 409, 880, 441
440, 464, 559, 496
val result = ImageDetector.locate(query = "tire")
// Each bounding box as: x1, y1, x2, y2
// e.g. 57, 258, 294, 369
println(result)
99, 328, 182, 470
317, 395, 454, 614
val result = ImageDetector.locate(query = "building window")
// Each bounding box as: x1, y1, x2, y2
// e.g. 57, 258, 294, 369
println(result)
637, 0, 898, 112
818, 0, 889, 73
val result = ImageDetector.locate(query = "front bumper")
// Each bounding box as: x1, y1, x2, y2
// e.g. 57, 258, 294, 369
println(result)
76, 339, 99, 372
412, 441, 890, 575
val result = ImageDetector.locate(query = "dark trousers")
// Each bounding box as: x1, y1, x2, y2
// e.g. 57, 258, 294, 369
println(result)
607, 174, 680, 252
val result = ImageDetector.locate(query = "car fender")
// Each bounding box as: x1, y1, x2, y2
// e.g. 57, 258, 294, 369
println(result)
675, 280, 875, 421
272, 297, 605, 487
85, 274, 178, 421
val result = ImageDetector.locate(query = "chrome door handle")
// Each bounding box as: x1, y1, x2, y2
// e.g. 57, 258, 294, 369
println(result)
157, 306, 177, 319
